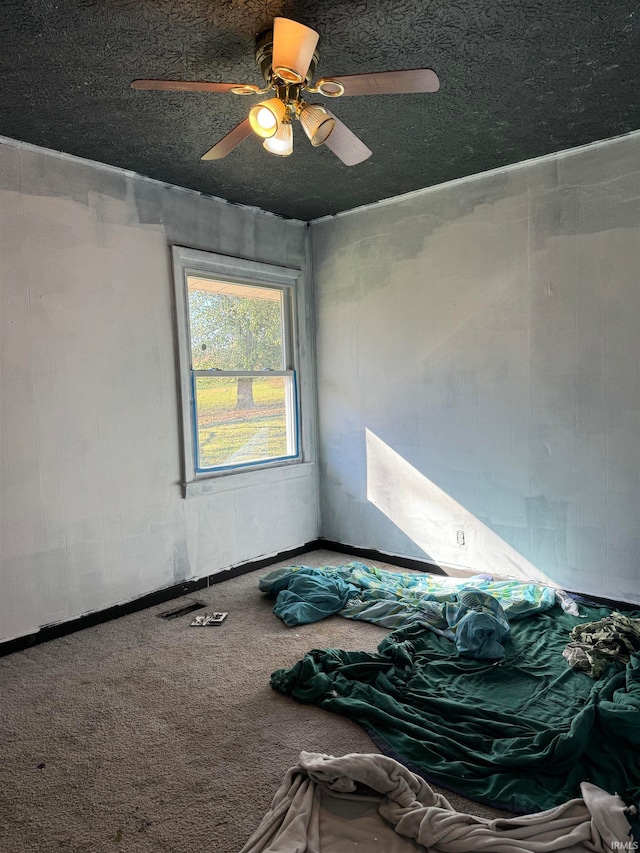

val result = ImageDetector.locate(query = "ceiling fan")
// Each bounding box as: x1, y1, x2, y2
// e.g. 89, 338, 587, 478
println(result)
131, 17, 439, 165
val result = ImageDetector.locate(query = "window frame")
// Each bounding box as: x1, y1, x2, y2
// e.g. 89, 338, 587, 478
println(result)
171, 246, 303, 493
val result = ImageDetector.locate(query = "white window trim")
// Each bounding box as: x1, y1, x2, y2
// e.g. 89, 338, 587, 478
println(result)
171, 245, 306, 497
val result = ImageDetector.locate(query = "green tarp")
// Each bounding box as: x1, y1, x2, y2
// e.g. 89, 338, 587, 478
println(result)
271, 604, 640, 816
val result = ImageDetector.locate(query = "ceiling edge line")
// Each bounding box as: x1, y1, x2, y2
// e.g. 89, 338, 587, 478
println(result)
310, 128, 640, 225
0, 134, 306, 226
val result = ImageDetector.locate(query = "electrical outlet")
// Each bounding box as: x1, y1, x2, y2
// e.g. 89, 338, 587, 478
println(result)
456, 529, 465, 547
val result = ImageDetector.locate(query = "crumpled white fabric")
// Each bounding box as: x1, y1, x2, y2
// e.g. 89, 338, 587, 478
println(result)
240, 751, 634, 853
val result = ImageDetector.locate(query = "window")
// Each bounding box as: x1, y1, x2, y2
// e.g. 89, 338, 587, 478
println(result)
188, 277, 297, 471
172, 247, 302, 488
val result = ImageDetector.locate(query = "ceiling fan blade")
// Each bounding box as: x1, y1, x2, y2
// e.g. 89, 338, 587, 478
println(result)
201, 119, 253, 160
322, 68, 440, 96
323, 111, 372, 166
272, 17, 319, 83
131, 79, 247, 93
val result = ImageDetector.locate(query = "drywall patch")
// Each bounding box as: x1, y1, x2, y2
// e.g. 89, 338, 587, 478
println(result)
171, 538, 191, 584
311, 172, 531, 307
0, 142, 129, 207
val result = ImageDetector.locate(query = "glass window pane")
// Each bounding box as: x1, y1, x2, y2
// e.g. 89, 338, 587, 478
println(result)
194, 375, 296, 469
187, 277, 284, 371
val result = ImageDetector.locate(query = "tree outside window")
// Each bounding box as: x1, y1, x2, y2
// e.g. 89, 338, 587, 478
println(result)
186, 277, 298, 471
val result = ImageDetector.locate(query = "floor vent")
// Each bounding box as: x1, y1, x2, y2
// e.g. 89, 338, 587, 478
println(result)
157, 600, 207, 620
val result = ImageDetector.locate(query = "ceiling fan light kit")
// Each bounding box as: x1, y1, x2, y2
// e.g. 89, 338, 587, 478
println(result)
298, 103, 336, 147
248, 97, 288, 138
263, 120, 294, 157
131, 16, 439, 165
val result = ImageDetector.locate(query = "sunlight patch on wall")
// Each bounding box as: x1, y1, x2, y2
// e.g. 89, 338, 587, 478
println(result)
365, 428, 557, 586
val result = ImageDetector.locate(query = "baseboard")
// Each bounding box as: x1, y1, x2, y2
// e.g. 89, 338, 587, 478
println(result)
3, 536, 635, 657
206, 539, 322, 584
317, 538, 447, 575
562, 589, 639, 612
0, 539, 323, 657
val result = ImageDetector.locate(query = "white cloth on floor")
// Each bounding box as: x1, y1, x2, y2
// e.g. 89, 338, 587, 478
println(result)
240, 751, 634, 853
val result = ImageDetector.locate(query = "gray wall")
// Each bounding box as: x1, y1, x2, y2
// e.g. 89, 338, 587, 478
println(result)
2, 131, 639, 645
0, 140, 319, 642
311, 132, 640, 603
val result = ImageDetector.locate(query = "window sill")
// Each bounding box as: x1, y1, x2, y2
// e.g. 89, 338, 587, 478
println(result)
182, 460, 315, 499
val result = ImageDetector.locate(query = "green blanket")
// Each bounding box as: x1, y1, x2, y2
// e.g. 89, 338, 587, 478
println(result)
271, 604, 640, 816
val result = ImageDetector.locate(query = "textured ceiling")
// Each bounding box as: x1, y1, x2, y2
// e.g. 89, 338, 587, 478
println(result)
1, 0, 639, 220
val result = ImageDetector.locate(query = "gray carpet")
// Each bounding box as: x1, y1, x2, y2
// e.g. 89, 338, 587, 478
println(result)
0, 549, 510, 852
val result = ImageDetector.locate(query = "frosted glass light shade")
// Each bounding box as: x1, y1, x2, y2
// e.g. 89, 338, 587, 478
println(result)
299, 104, 336, 146
249, 98, 287, 138
272, 17, 319, 84
263, 121, 293, 156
